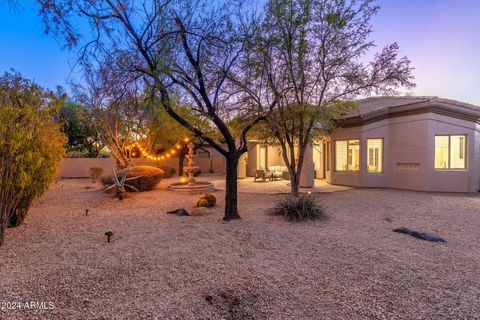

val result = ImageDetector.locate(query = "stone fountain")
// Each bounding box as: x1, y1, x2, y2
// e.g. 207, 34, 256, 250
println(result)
168, 142, 214, 193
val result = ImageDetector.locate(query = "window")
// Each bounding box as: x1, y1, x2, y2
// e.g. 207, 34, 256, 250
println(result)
434, 135, 466, 169
367, 139, 383, 173
259, 146, 267, 169
335, 139, 360, 172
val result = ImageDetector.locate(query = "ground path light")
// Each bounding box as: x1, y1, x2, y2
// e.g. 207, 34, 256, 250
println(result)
105, 231, 113, 243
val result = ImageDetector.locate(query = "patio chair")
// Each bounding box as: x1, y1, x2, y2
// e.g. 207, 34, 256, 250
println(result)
268, 166, 283, 181
254, 169, 269, 182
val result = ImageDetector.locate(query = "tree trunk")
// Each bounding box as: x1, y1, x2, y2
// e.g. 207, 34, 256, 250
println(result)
224, 156, 241, 221
178, 148, 186, 176
290, 170, 300, 198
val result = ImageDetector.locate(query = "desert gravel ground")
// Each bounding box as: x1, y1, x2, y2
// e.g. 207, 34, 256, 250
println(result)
1, 178, 479, 319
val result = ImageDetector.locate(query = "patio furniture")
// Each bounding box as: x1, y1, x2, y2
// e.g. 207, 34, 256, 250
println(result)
254, 169, 269, 182
270, 171, 282, 181
268, 166, 284, 181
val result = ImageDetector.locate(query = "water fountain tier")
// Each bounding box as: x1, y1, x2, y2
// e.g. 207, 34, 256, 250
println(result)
168, 141, 214, 193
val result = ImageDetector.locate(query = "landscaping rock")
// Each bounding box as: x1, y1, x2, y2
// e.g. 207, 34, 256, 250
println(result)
167, 208, 190, 216
393, 227, 446, 242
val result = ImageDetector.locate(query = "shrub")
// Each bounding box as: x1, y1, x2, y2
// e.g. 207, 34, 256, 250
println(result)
196, 198, 209, 208
0, 73, 66, 245
268, 195, 327, 221
160, 165, 176, 178
203, 193, 217, 207
195, 193, 216, 208
89, 166, 104, 182
101, 165, 164, 192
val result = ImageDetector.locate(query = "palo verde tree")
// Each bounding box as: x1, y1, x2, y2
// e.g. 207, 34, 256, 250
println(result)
238, 0, 415, 197
38, 0, 277, 220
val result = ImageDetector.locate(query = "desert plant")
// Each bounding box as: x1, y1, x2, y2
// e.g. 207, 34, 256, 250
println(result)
101, 166, 164, 192
159, 166, 176, 179
0, 73, 66, 245
195, 193, 216, 208
268, 195, 327, 221
203, 193, 217, 207
196, 198, 210, 208
88, 166, 104, 183
103, 167, 141, 200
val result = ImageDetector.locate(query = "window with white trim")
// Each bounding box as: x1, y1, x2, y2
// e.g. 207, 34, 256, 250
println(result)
434, 135, 466, 169
335, 139, 360, 172
367, 139, 383, 173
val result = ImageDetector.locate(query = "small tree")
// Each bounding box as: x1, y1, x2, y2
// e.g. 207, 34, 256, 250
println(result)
240, 0, 415, 196
58, 99, 104, 157
0, 73, 66, 245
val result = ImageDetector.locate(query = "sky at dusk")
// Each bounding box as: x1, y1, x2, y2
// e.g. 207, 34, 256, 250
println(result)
0, 0, 479, 104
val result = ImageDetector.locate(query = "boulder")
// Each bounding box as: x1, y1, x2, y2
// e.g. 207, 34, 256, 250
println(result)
393, 227, 446, 242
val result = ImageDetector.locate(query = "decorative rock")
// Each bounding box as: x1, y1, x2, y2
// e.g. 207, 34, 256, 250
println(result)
393, 227, 446, 242
167, 208, 190, 216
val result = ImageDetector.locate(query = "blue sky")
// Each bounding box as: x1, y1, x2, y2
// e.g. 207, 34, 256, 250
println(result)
1, 0, 479, 104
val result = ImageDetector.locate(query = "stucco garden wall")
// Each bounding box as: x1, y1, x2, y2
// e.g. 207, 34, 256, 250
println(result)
56, 156, 226, 178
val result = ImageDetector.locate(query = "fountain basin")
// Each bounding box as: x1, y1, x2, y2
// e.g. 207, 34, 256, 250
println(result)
168, 181, 214, 193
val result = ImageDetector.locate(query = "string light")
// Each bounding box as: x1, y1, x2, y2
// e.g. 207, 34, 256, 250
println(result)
131, 137, 191, 162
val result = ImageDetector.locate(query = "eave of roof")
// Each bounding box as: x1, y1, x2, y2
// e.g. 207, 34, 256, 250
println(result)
339, 96, 480, 128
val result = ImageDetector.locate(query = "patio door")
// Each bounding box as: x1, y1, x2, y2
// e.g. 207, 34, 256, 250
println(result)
313, 143, 326, 179
259, 146, 267, 170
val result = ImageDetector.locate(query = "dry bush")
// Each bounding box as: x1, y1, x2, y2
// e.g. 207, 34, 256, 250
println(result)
88, 166, 104, 182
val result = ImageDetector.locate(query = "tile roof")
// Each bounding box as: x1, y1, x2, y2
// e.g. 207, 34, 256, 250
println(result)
347, 96, 480, 119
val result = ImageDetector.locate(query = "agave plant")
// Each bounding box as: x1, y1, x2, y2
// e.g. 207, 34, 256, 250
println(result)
103, 167, 141, 200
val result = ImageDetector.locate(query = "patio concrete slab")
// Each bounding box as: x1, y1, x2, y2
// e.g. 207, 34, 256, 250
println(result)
212, 177, 353, 194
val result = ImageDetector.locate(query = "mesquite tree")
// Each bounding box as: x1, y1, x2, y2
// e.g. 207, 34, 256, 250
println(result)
239, 0, 415, 196
38, 0, 276, 220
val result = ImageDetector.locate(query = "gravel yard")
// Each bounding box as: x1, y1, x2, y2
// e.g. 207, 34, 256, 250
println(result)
1, 178, 479, 319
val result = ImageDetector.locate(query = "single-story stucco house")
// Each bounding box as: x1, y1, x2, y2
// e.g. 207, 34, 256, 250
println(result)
244, 96, 480, 193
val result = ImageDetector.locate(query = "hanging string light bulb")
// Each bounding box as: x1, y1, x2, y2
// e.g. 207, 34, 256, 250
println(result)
131, 137, 190, 162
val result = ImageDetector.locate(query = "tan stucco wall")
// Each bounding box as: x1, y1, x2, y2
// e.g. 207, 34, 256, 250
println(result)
246, 142, 258, 177
56, 154, 226, 178
267, 146, 284, 167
